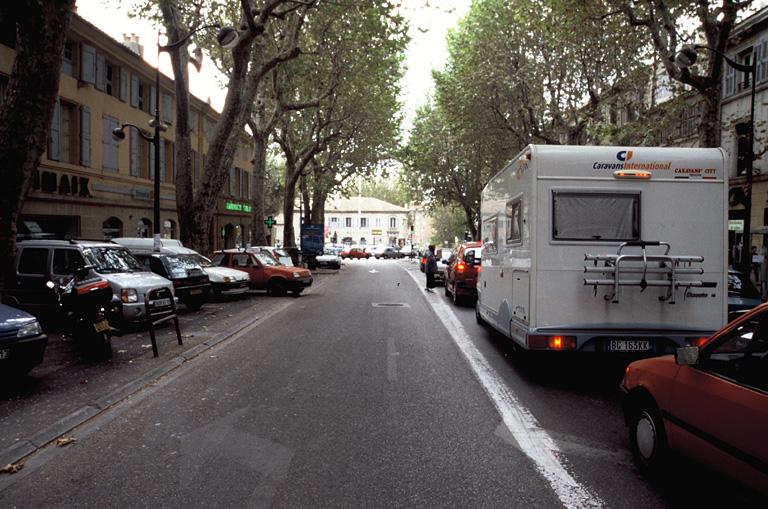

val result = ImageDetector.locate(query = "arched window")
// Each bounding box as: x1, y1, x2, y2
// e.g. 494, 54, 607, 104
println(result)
163, 219, 176, 239
137, 218, 152, 238
102, 217, 122, 240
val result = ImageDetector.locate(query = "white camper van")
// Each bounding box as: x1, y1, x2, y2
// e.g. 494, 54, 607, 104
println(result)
476, 145, 728, 354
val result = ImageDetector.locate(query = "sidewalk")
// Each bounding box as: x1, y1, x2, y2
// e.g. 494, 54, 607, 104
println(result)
0, 271, 334, 465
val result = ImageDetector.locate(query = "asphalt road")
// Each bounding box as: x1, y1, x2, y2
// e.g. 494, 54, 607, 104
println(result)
0, 260, 762, 508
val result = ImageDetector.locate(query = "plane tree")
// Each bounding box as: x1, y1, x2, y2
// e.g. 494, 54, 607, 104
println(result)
0, 0, 75, 297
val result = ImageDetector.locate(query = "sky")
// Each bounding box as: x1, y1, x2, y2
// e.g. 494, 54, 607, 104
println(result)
74, 0, 471, 135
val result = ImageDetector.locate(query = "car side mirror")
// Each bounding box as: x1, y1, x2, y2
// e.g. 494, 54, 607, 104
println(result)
75, 265, 94, 278
675, 346, 699, 366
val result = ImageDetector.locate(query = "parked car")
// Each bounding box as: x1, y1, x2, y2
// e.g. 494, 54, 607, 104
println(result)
621, 303, 768, 493
133, 253, 211, 311
210, 249, 313, 296
112, 238, 249, 298
5, 240, 175, 323
374, 246, 402, 259
316, 248, 342, 269
727, 269, 762, 322
444, 241, 482, 305
0, 303, 47, 377
401, 246, 419, 259
341, 247, 371, 260
433, 248, 453, 286
254, 246, 295, 266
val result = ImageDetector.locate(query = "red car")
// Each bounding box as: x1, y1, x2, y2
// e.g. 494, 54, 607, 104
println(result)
444, 241, 482, 305
340, 247, 370, 260
621, 303, 768, 493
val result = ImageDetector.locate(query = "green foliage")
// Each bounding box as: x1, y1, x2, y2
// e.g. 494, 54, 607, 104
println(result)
402, 0, 648, 239
429, 205, 468, 248
359, 177, 409, 207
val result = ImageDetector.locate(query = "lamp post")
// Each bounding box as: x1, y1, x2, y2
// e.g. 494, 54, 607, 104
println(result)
113, 25, 240, 252
675, 44, 757, 292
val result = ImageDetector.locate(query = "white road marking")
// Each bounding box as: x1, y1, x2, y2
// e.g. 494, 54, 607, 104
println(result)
387, 337, 398, 382
403, 266, 604, 509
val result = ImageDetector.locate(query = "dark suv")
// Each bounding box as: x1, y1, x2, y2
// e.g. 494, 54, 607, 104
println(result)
134, 253, 211, 311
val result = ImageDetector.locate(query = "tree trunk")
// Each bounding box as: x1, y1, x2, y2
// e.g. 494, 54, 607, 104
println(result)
159, 3, 194, 247
250, 133, 268, 245
301, 176, 311, 225
463, 207, 478, 241
310, 186, 327, 225
698, 86, 721, 148
0, 0, 74, 296
283, 162, 298, 247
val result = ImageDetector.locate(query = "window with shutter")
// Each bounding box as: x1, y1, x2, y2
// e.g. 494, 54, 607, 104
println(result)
80, 106, 91, 167
758, 40, 768, 83
95, 53, 106, 91
81, 44, 96, 84
724, 63, 736, 97
130, 130, 139, 176
49, 98, 61, 161
120, 67, 128, 101
102, 115, 119, 171
162, 94, 173, 123
131, 74, 140, 107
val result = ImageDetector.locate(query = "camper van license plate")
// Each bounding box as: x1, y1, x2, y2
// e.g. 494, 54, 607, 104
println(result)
609, 340, 651, 352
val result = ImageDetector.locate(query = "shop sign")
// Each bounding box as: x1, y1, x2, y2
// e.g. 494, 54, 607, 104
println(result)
225, 201, 252, 213
371, 228, 382, 235
729, 219, 744, 232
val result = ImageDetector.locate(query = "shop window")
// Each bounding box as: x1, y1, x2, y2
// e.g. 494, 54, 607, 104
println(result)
102, 217, 122, 240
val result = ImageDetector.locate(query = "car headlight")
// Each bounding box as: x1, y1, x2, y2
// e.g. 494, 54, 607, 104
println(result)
120, 288, 138, 303
223, 276, 231, 283
293, 272, 300, 278
17, 320, 42, 338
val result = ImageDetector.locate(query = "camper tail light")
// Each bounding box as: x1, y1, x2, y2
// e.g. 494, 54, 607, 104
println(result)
613, 169, 651, 179
456, 262, 466, 274
527, 334, 577, 350
686, 336, 709, 347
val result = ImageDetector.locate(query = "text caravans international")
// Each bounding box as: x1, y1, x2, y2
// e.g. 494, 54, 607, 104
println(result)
592, 150, 717, 176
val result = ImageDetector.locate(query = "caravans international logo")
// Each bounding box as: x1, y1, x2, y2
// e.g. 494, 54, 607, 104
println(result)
592, 150, 672, 171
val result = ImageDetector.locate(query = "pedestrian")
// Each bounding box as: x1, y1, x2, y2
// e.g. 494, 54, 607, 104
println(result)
425, 244, 437, 292
752, 245, 762, 283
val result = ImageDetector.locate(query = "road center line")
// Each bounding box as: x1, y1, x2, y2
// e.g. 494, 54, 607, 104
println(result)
387, 337, 398, 382
402, 265, 603, 509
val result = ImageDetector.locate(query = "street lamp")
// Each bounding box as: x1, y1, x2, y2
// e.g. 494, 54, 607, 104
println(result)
113, 24, 239, 252
675, 44, 757, 292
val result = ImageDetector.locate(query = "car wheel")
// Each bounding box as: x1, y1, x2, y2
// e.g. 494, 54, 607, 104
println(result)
452, 286, 462, 306
290, 289, 303, 297
628, 395, 670, 478
475, 302, 485, 325
184, 297, 204, 311
269, 278, 288, 296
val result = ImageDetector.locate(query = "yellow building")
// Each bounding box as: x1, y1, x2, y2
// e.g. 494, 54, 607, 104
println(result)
0, 14, 254, 251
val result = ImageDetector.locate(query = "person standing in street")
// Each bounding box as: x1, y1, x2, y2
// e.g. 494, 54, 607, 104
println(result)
425, 244, 437, 292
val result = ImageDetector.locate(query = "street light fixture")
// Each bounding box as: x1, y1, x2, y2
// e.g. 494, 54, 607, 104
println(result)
112, 24, 237, 252
675, 44, 757, 293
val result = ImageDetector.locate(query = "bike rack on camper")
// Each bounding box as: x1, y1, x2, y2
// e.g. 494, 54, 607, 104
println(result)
584, 241, 715, 304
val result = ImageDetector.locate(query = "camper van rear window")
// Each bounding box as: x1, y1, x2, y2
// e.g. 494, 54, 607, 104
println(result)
552, 192, 639, 242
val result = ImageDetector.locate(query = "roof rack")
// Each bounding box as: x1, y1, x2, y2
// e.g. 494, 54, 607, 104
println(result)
584, 241, 714, 304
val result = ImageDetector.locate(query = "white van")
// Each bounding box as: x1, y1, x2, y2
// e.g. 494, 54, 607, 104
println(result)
476, 145, 728, 354
111, 238, 250, 297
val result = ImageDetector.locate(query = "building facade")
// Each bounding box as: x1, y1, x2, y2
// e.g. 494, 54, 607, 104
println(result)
720, 8, 768, 266
272, 196, 411, 247
0, 13, 254, 252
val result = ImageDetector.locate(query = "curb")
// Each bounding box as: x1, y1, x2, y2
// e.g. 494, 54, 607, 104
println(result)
0, 274, 333, 468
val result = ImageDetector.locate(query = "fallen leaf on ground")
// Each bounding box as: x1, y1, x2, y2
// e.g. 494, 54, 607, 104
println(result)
79, 379, 88, 385
0, 463, 23, 474
56, 437, 76, 447
117, 350, 127, 354
141, 344, 152, 348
